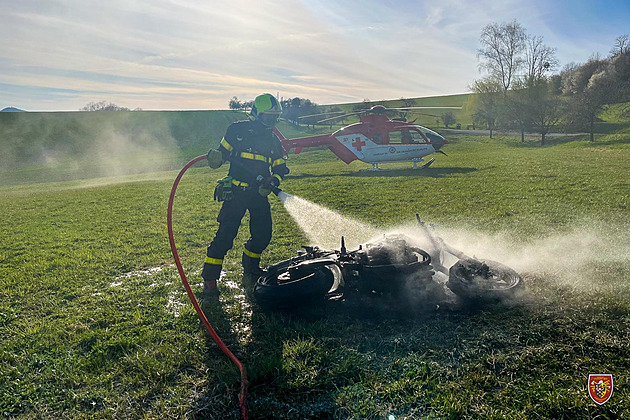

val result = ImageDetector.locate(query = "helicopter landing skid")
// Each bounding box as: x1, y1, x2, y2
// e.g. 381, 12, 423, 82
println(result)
363, 158, 435, 171
415, 158, 435, 169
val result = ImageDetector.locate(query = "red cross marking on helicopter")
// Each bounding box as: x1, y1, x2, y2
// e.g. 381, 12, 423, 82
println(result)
352, 137, 366, 151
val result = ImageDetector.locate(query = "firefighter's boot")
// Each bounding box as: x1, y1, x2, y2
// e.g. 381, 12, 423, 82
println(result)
242, 250, 266, 278
201, 257, 222, 297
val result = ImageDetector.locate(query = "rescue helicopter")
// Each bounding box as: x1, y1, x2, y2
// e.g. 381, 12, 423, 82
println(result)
274, 105, 461, 170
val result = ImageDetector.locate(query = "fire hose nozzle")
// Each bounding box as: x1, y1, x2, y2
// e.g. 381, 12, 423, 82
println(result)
257, 175, 282, 196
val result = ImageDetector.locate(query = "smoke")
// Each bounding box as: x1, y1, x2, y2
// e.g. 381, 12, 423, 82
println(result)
87, 118, 178, 179
279, 193, 630, 296
35, 125, 177, 181
2, 112, 180, 186
433, 222, 630, 292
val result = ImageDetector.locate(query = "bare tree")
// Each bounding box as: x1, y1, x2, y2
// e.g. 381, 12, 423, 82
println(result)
525, 35, 559, 82
81, 101, 129, 111
478, 20, 527, 95
610, 34, 630, 57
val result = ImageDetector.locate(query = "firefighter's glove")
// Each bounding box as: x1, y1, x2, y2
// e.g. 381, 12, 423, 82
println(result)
206, 149, 223, 169
258, 185, 272, 197
257, 176, 275, 197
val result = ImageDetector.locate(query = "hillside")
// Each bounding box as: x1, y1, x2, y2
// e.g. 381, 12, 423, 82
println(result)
1, 96, 628, 186
0, 110, 247, 184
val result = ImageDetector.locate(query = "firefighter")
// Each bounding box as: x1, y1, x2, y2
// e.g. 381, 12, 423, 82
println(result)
202, 93, 288, 295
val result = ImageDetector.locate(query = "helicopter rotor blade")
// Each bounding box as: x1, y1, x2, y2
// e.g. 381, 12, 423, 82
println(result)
298, 105, 463, 124
317, 110, 366, 123
297, 110, 346, 120
390, 106, 463, 111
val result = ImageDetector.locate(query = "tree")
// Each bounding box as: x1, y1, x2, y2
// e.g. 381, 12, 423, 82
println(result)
280, 97, 319, 126
527, 78, 563, 145
242, 100, 253, 113
471, 77, 503, 138
525, 35, 559, 82
441, 111, 456, 128
400, 97, 417, 108
228, 96, 242, 111
562, 57, 616, 142
323, 106, 344, 128
478, 20, 527, 95
505, 34, 559, 144
397, 98, 417, 121
352, 99, 373, 112
610, 34, 630, 57
503, 80, 532, 143
81, 101, 129, 111
610, 50, 630, 102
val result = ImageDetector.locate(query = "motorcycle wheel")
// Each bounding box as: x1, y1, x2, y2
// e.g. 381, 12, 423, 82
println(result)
447, 258, 523, 300
253, 259, 343, 309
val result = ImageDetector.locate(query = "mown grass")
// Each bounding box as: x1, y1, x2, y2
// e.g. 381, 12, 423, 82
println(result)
1, 122, 629, 419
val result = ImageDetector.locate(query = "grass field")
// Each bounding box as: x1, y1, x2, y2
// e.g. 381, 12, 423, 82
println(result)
1, 110, 629, 419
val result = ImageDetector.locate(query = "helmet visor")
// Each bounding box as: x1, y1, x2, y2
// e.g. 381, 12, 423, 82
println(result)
259, 111, 280, 127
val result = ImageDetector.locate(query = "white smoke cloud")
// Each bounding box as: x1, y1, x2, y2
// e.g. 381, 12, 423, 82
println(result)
280, 192, 630, 298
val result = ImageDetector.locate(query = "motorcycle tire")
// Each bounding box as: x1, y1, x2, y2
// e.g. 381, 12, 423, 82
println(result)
253, 258, 343, 309
447, 257, 523, 300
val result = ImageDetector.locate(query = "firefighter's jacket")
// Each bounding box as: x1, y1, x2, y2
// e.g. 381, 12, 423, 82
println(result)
218, 119, 288, 187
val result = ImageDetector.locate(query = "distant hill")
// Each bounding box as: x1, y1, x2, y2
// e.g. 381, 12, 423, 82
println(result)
1, 107, 25, 112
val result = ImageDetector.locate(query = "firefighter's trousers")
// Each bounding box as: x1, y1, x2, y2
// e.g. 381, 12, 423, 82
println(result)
202, 188, 272, 281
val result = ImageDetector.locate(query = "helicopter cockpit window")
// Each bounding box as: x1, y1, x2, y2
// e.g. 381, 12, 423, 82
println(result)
419, 127, 445, 143
372, 133, 383, 144
389, 130, 425, 144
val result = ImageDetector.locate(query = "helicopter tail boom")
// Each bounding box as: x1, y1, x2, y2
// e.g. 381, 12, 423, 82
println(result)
275, 129, 359, 164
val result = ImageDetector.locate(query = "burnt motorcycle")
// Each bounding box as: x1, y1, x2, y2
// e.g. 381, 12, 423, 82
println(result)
253, 215, 523, 309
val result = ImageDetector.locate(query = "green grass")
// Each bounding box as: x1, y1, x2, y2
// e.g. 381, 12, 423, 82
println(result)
2, 102, 630, 418
1, 124, 629, 419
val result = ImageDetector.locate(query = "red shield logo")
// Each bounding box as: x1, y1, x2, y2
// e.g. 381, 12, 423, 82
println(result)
588, 374, 613, 405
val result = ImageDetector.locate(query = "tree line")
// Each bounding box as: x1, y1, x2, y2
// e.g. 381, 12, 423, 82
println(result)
228, 95, 345, 127
473, 21, 630, 144
80, 101, 142, 112
227, 95, 461, 129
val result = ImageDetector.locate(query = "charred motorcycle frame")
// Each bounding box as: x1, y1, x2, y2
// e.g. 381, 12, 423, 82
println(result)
253, 215, 523, 309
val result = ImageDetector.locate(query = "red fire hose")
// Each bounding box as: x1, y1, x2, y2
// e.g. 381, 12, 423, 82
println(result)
167, 155, 248, 419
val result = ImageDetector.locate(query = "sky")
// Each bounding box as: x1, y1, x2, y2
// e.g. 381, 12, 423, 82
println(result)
1, 0, 629, 111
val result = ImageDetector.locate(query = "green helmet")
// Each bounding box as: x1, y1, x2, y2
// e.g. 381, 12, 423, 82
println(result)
251, 93, 282, 126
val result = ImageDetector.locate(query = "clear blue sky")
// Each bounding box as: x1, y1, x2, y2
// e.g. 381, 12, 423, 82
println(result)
0, 0, 628, 111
